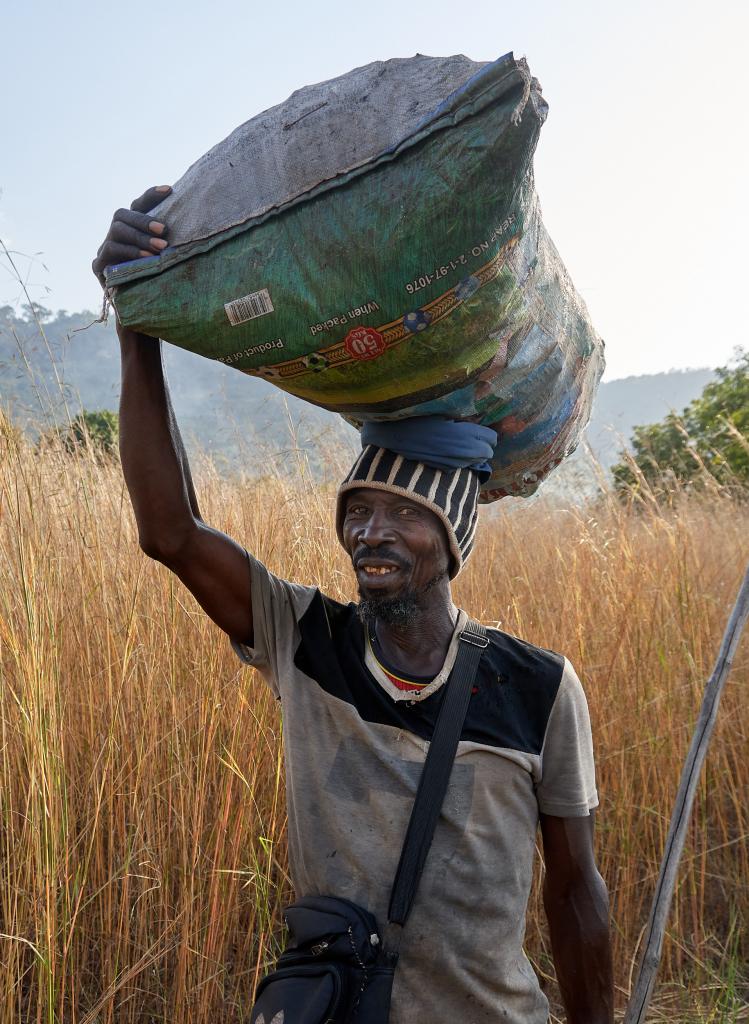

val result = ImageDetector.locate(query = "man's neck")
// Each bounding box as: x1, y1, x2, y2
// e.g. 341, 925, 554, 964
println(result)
372, 597, 458, 678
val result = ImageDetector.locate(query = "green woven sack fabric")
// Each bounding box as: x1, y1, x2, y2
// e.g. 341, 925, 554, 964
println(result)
106, 52, 604, 500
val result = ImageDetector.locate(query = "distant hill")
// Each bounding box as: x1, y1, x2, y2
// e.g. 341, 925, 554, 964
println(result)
0, 306, 352, 473
0, 307, 715, 488
539, 365, 716, 499
585, 367, 716, 468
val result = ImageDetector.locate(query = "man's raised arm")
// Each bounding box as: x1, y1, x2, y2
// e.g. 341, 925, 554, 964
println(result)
94, 187, 253, 645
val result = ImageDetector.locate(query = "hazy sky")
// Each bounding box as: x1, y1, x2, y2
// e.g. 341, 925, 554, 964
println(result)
1, 0, 746, 380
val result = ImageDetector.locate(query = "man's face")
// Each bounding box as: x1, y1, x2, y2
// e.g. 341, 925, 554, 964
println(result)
341, 488, 451, 624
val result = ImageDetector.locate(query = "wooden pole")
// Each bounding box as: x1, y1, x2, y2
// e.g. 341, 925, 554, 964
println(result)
624, 563, 749, 1024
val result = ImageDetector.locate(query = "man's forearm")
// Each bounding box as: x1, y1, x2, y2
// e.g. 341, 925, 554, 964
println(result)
544, 868, 614, 1024
118, 326, 200, 556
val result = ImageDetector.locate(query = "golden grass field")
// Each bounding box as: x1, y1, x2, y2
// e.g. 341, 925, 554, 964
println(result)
0, 414, 747, 1023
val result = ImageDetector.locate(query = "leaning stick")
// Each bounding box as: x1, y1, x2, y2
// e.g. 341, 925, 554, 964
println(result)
624, 562, 749, 1024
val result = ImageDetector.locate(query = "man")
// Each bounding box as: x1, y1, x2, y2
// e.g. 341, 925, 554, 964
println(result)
93, 187, 614, 1023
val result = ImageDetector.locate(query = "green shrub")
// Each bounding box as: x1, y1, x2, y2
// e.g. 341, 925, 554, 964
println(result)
612, 349, 749, 496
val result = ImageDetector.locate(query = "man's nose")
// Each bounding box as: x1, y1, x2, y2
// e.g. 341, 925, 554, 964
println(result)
357, 510, 395, 547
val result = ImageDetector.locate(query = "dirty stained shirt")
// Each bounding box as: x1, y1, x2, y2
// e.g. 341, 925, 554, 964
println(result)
232, 554, 599, 1024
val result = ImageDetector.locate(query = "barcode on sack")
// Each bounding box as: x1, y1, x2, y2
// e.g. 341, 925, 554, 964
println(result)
224, 289, 274, 326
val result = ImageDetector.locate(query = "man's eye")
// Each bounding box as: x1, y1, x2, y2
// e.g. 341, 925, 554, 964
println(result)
347, 505, 367, 515
398, 506, 418, 516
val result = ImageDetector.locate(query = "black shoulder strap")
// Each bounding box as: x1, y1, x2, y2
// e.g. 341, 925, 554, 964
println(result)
387, 619, 488, 926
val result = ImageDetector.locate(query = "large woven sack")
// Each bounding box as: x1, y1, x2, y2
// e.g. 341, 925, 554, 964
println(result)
106, 52, 604, 500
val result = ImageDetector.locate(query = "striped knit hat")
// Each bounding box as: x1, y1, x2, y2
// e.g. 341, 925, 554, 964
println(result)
336, 445, 481, 578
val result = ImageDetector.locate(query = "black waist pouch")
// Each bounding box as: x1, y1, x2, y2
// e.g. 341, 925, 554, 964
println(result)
250, 895, 397, 1024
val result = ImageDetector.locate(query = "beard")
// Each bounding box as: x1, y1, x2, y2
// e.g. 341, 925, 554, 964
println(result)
358, 591, 421, 627
356, 570, 448, 628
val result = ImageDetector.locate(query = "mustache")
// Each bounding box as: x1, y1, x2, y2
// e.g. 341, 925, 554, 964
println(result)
353, 547, 412, 572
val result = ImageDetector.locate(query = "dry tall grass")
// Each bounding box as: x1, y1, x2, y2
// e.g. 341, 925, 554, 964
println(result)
0, 419, 747, 1022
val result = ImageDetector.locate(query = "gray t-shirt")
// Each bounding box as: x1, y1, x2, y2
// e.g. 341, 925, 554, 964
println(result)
233, 554, 598, 1024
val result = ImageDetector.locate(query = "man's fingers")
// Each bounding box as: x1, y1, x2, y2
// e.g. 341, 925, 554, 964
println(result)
130, 185, 172, 214
92, 241, 151, 281
110, 221, 168, 253
91, 187, 171, 286
113, 207, 168, 236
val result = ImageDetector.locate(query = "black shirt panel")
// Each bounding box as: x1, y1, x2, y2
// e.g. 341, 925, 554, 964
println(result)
293, 590, 563, 755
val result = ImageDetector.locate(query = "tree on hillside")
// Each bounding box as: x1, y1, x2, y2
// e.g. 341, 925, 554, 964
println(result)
21, 302, 53, 323
612, 348, 749, 495
40, 409, 119, 460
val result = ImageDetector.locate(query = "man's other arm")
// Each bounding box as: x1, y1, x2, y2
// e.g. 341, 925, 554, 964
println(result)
93, 186, 253, 645
540, 812, 614, 1024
